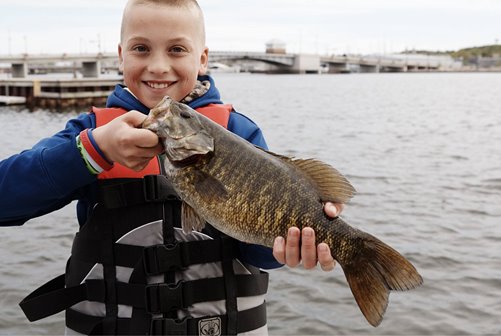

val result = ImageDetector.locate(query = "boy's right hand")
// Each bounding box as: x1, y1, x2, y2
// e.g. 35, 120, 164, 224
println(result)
92, 111, 163, 171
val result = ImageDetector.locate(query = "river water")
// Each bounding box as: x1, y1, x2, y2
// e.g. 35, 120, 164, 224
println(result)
0, 73, 500, 335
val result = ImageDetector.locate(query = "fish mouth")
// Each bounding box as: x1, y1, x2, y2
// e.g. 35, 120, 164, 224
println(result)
168, 132, 195, 140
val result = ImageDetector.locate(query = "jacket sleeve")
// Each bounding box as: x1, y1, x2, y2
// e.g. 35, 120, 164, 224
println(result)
0, 113, 97, 226
228, 111, 283, 269
227, 111, 268, 150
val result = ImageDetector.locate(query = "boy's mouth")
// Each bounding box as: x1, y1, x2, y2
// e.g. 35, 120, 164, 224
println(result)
145, 81, 174, 89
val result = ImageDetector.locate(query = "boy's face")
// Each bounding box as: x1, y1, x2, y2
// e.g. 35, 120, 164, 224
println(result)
119, 2, 208, 108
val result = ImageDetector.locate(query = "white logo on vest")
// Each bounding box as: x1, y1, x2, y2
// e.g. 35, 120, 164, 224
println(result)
198, 317, 222, 336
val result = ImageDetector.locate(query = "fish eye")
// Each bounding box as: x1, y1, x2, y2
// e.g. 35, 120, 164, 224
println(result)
180, 110, 192, 119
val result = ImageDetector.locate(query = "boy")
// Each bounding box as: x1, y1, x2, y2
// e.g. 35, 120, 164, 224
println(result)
1, 0, 341, 334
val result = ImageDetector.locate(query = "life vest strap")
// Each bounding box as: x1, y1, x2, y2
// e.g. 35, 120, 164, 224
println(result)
19, 270, 268, 322
222, 237, 238, 335
66, 308, 133, 335
142, 239, 238, 275
19, 274, 79, 322
65, 301, 267, 335
150, 302, 267, 336
144, 272, 269, 313
71, 235, 145, 268
98, 175, 179, 209
71, 235, 239, 271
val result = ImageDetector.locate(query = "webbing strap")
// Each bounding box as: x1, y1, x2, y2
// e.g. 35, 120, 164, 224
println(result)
99, 175, 179, 209
143, 272, 268, 313
66, 309, 132, 335
71, 237, 239, 272
19, 272, 268, 324
19, 274, 79, 322
142, 239, 239, 275
66, 301, 267, 335
221, 238, 238, 335
150, 302, 267, 336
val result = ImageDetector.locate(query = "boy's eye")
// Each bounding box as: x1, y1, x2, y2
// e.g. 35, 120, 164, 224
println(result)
132, 45, 148, 53
170, 46, 187, 54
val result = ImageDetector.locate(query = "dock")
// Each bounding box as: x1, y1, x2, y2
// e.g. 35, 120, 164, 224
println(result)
0, 95, 26, 105
0, 76, 123, 110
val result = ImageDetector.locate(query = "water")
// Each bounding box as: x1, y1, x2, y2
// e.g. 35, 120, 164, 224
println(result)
1, 73, 500, 335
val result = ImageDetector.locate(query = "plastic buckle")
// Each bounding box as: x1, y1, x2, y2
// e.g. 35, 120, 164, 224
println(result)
145, 282, 184, 313
143, 243, 184, 275
150, 317, 189, 336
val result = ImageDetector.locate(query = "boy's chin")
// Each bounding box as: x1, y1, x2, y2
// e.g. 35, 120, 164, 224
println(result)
143, 95, 174, 109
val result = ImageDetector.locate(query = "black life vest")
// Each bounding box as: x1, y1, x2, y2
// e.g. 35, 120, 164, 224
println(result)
19, 105, 269, 335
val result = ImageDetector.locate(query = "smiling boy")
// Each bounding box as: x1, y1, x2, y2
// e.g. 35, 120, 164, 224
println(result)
2, 0, 341, 334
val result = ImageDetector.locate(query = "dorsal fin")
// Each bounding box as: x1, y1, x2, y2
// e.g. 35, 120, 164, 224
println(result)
290, 158, 356, 203
261, 148, 356, 204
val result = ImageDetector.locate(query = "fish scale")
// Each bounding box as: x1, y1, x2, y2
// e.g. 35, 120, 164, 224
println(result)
142, 96, 423, 327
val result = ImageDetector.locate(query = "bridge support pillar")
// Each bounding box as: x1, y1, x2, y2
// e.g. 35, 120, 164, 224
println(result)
292, 54, 320, 74
12, 63, 28, 78
327, 63, 351, 73
360, 64, 380, 73
82, 61, 101, 78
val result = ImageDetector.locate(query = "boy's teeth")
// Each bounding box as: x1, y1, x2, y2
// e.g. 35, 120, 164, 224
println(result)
148, 82, 169, 89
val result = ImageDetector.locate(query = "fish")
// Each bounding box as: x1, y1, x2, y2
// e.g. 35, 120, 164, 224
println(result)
142, 96, 423, 327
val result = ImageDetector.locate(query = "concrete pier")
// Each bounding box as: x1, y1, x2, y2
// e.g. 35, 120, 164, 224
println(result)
0, 95, 26, 105
0, 77, 122, 110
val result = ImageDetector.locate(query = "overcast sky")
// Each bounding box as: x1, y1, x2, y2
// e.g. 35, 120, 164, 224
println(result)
1, 0, 500, 56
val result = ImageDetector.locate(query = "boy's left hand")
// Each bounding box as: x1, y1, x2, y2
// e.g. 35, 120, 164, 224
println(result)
272, 202, 343, 271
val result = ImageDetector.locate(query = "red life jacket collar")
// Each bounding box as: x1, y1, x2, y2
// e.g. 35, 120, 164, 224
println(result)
92, 103, 232, 179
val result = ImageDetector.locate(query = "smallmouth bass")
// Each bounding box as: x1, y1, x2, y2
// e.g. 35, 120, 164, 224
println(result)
142, 96, 423, 327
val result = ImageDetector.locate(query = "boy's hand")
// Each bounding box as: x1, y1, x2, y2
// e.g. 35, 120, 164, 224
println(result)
272, 202, 342, 271
92, 111, 163, 171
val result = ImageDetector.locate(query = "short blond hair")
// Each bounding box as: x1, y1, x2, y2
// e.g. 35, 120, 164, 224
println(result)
120, 0, 205, 44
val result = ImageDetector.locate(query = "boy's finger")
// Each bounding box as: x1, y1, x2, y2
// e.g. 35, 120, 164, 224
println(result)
317, 243, 336, 271
324, 202, 344, 218
300, 227, 317, 269
285, 227, 300, 267
272, 237, 286, 264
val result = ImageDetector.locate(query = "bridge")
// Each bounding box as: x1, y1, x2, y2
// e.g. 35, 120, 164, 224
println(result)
0, 51, 449, 77
0, 53, 120, 78
320, 55, 444, 73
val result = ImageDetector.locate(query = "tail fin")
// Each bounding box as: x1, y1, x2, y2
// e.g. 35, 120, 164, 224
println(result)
341, 235, 423, 327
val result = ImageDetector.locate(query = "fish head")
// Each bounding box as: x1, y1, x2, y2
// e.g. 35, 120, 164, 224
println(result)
142, 96, 214, 162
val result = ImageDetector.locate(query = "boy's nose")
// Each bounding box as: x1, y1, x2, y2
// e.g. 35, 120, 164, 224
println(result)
148, 53, 171, 74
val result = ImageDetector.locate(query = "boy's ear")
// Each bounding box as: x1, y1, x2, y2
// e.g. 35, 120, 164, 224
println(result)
198, 47, 209, 75
118, 44, 124, 72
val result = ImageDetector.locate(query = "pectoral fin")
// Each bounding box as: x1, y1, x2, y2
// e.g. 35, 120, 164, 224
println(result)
193, 170, 230, 203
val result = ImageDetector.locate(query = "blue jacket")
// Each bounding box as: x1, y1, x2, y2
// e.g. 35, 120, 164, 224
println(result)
0, 75, 281, 269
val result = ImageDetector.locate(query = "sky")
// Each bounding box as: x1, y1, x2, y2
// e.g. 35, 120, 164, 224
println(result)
0, 0, 500, 56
